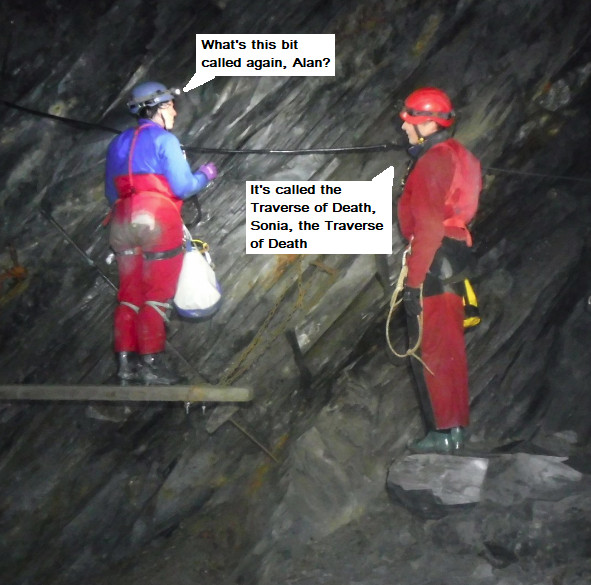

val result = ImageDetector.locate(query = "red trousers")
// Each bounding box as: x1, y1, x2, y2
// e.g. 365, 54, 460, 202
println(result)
408, 292, 469, 429
109, 193, 184, 355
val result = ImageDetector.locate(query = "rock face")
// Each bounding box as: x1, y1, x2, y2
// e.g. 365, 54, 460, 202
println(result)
1, 1, 591, 584
384, 454, 591, 584
387, 454, 490, 515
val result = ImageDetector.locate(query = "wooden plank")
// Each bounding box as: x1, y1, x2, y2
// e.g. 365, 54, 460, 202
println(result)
0, 385, 253, 403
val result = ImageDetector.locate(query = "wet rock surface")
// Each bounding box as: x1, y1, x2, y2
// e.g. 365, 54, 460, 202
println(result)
1, 1, 591, 584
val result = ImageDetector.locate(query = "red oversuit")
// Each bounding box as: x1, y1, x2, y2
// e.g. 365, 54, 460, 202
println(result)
397, 135, 481, 429
105, 120, 209, 355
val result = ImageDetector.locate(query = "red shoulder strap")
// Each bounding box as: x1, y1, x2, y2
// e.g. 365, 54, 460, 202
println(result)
127, 125, 147, 194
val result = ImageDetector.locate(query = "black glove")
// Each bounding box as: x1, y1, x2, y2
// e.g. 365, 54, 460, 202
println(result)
403, 286, 422, 316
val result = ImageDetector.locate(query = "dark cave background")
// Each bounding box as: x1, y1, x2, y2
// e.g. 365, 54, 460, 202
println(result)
1, 1, 591, 584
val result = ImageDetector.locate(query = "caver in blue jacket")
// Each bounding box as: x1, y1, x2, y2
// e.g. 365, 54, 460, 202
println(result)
105, 118, 208, 209
104, 96, 217, 385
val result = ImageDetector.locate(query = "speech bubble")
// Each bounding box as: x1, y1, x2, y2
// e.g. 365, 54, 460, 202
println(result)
245, 166, 394, 254
184, 34, 335, 91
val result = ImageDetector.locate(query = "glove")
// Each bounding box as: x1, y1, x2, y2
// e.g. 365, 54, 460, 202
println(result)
403, 286, 422, 316
198, 162, 218, 181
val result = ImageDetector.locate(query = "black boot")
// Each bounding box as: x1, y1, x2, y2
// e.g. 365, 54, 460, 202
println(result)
117, 352, 141, 383
139, 353, 181, 385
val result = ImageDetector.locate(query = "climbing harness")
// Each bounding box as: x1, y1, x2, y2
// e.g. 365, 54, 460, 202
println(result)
145, 300, 172, 322
385, 249, 480, 372
143, 245, 185, 261
119, 301, 139, 314
40, 209, 208, 385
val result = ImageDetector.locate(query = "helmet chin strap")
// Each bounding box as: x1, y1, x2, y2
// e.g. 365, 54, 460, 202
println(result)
154, 104, 172, 131
413, 125, 425, 144
414, 121, 450, 144
160, 110, 170, 131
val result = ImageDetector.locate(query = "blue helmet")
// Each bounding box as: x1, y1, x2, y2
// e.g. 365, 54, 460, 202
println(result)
126, 81, 180, 114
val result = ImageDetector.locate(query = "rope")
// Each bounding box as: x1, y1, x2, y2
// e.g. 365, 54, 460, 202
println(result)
1, 97, 404, 155
183, 144, 405, 155
0, 99, 121, 134
486, 166, 591, 185
385, 255, 434, 375
4, 98, 591, 184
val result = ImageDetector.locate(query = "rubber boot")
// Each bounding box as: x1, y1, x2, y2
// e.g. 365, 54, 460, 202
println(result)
449, 427, 465, 451
139, 353, 180, 385
117, 351, 141, 383
408, 427, 464, 454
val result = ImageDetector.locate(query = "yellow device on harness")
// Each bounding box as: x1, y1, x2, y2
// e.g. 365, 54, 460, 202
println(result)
462, 278, 481, 328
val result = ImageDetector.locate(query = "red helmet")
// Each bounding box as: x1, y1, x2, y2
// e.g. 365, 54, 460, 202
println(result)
399, 87, 455, 127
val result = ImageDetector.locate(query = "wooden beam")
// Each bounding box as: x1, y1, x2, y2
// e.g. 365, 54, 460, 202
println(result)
0, 384, 253, 403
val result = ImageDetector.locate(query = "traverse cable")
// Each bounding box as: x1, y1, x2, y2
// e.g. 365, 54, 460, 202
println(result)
3, 98, 591, 181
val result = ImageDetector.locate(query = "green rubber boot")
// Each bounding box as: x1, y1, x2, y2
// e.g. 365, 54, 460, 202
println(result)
408, 427, 464, 454
449, 427, 465, 451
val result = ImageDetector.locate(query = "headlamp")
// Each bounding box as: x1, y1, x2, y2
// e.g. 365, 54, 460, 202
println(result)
127, 87, 181, 109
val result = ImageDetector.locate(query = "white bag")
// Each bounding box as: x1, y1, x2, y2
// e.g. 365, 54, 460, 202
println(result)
174, 237, 222, 319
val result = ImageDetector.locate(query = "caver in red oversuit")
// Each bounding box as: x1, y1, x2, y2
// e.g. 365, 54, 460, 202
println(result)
105, 81, 217, 384
397, 87, 482, 453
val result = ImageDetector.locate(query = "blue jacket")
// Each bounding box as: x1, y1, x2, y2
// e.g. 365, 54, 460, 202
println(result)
105, 119, 208, 207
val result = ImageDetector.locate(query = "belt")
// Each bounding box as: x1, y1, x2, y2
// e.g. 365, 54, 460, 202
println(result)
116, 244, 184, 260
143, 244, 184, 260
